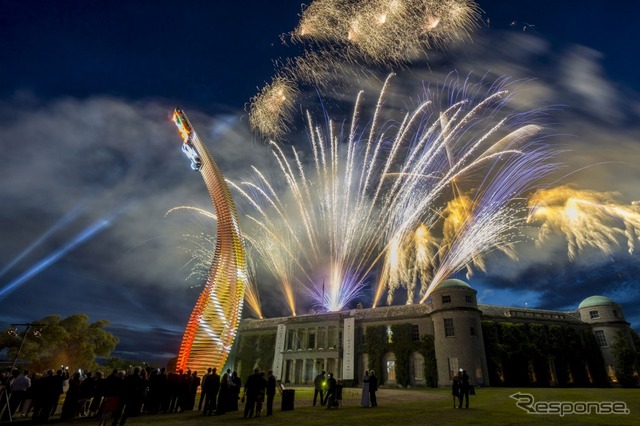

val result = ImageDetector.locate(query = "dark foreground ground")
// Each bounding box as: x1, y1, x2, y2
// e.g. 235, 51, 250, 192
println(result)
5, 386, 639, 426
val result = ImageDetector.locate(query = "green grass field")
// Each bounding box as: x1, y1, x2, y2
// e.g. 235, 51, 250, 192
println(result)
25, 386, 640, 426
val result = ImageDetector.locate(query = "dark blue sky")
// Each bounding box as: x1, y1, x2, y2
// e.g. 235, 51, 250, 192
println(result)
2, 1, 638, 111
1, 0, 640, 364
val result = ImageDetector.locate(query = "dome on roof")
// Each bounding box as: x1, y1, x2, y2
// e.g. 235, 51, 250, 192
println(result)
578, 295, 615, 309
435, 279, 472, 290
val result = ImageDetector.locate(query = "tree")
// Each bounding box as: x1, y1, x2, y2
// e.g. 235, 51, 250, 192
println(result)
103, 357, 141, 372
0, 314, 119, 372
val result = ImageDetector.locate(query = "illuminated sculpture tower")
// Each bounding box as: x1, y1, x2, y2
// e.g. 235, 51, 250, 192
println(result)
172, 107, 249, 372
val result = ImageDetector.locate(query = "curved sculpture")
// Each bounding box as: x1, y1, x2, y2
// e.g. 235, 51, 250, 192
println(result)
172, 107, 248, 372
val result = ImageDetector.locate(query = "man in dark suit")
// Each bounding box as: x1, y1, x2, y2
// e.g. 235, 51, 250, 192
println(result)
265, 370, 276, 416
312, 371, 325, 406
369, 370, 378, 407
202, 368, 220, 416
460, 369, 470, 409
325, 373, 337, 409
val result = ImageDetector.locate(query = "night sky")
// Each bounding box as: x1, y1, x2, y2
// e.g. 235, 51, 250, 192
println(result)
1, 0, 639, 365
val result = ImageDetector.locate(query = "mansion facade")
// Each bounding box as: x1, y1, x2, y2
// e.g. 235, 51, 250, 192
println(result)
234, 279, 636, 387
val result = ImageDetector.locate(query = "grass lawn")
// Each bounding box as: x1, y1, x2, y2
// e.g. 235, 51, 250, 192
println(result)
32, 386, 639, 426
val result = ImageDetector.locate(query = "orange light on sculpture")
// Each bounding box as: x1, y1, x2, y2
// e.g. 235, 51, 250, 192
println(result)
172, 107, 249, 372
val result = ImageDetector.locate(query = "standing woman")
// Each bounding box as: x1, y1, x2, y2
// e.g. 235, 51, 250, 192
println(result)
451, 374, 460, 408
360, 371, 370, 407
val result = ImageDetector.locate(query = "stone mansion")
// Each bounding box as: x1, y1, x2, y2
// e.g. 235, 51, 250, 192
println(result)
234, 279, 636, 387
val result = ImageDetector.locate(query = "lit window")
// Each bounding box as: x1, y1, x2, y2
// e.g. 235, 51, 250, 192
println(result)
594, 330, 607, 347
448, 357, 459, 379
607, 364, 617, 382
444, 318, 455, 337
589, 310, 600, 319
442, 295, 452, 304
414, 357, 425, 380
386, 360, 396, 381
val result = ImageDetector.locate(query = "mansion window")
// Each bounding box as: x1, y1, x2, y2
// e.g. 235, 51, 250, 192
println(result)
444, 318, 455, 337
589, 310, 600, 319
414, 357, 425, 380
308, 333, 316, 349
465, 295, 473, 303
442, 295, 452, 304
411, 324, 420, 341
594, 330, 607, 347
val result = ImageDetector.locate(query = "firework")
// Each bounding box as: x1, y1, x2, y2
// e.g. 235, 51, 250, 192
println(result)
528, 186, 640, 259
238, 75, 554, 312
248, 76, 299, 141
293, 0, 480, 64
248, 1, 480, 142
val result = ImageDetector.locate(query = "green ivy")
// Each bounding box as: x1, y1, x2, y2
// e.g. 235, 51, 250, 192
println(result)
581, 329, 608, 387
482, 322, 609, 387
363, 325, 388, 384
258, 333, 276, 372
481, 321, 504, 385
235, 334, 259, 382
390, 324, 412, 387
611, 330, 639, 387
417, 335, 438, 387
362, 323, 438, 387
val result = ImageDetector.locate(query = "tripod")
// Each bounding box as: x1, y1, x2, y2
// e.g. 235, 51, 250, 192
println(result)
0, 383, 13, 422
1, 323, 43, 422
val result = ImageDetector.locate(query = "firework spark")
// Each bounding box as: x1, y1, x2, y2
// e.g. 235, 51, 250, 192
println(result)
248, 1, 480, 140
248, 76, 300, 141
293, 0, 480, 64
528, 186, 640, 259
239, 75, 554, 312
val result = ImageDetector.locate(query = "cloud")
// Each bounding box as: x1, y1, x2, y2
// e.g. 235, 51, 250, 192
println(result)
0, 95, 276, 342
244, 30, 640, 325
2, 27, 640, 363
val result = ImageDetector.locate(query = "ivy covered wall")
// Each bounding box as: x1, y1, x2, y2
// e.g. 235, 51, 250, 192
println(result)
234, 332, 276, 382
482, 321, 608, 387
363, 323, 438, 388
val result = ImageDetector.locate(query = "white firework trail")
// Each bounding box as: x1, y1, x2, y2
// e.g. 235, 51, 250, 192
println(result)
236, 75, 555, 312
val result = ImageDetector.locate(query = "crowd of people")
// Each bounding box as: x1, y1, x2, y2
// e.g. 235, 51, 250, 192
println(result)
1, 364, 473, 423
0, 365, 277, 424
1, 368, 68, 422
